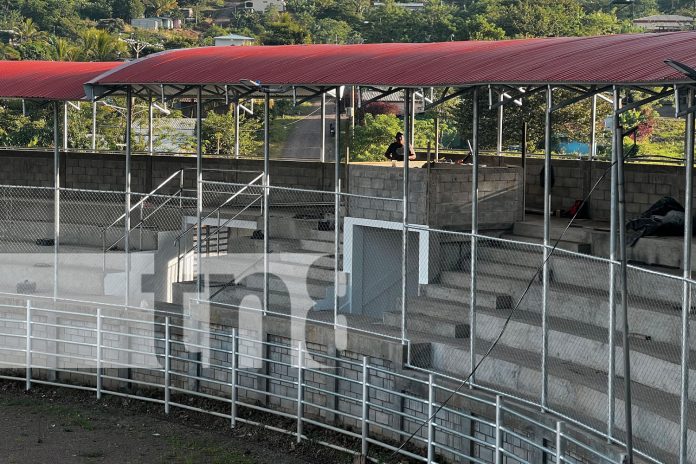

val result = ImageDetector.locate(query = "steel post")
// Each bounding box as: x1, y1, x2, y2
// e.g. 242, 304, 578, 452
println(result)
96, 307, 102, 399
495, 395, 502, 464
361, 356, 368, 456
148, 94, 154, 155
263, 92, 270, 316
234, 101, 240, 159
608, 88, 620, 440
320, 92, 326, 163
616, 88, 634, 463
63, 102, 68, 150
53, 102, 60, 301
542, 85, 552, 409
334, 88, 341, 327
165, 316, 170, 414
679, 86, 694, 464
92, 100, 97, 151
522, 121, 528, 222
231, 328, 238, 427
296, 342, 304, 443
125, 88, 132, 307
402, 89, 412, 345
196, 86, 203, 299
556, 421, 564, 461
25, 301, 31, 391
497, 93, 504, 155
427, 374, 434, 464
591, 94, 597, 160
470, 87, 479, 385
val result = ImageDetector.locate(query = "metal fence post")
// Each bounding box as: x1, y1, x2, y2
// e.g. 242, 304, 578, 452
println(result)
231, 328, 237, 428
165, 316, 170, 414
196, 86, 203, 300
495, 395, 502, 464
470, 87, 479, 386
125, 87, 132, 308
25, 300, 31, 391
541, 85, 552, 409
334, 86, 342, 330
297, 342, 304, 443
96, 307, 102, 399
556, 421, 564, 463
361, 356, 369, 457
608, 87, 620, 441
402, 88, 412, 346
427, 374, 435, 464
680, 86, 694, 464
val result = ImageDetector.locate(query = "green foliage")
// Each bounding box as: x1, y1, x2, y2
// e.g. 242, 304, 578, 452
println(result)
350, 113, 452, 162
0, 104, 51, 148
201, 107, 262, 157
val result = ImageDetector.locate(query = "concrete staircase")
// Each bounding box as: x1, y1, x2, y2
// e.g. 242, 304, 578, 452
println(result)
380, 221, 693, 462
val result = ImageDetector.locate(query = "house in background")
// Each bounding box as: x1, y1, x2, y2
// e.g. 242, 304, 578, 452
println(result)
214, 34, 255, 47
244, 0, 285, 12
633, 14, 694, 32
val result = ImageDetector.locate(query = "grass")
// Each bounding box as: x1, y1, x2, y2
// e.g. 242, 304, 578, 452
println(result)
0, 396, 94, 430
164, 436, 258, 464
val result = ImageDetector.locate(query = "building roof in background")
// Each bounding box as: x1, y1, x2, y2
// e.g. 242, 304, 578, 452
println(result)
87, 31, 696, 94
634, 14, 693, 23
0, 61, 121, 101
214, 34, 255, 40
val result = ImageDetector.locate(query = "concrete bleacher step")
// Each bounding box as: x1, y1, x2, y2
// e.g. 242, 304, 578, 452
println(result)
419, 285, 506, 310
512, 219, 595, 244
500, 233, 592, 254
201, 255, 336, 283
383, 310, 470, 339
298, 239, 339, 254
414, 338, 696, 463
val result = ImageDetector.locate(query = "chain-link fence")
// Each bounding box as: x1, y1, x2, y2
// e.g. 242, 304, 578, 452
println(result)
0, 177, 694, 462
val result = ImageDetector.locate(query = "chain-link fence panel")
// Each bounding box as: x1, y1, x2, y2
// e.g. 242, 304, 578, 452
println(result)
0, 185, 55, 298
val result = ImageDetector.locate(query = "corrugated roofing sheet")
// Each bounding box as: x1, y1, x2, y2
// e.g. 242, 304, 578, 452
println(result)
0, 61, 121, 101
89, 31, 696, 88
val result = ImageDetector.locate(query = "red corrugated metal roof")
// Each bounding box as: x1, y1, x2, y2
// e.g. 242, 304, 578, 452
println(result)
89, 32, 696, 88
0, 61, 121, 101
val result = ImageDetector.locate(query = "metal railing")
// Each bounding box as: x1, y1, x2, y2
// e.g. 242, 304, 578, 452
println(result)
0, 297, 624, 464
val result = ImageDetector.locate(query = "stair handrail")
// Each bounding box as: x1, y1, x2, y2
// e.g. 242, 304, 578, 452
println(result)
173, 172, 264, 244
103, 169, 184, 234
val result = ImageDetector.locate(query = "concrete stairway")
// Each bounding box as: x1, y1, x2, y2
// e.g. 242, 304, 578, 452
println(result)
381, 227, 694, 461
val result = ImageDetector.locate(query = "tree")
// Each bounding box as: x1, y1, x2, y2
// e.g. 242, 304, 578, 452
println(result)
78, 29, 128, 61
145, 0, 179, 17
111, 0, 145, 22
311, 18, 354, 43
201, 106, 262, 157
48, 36, 79, 61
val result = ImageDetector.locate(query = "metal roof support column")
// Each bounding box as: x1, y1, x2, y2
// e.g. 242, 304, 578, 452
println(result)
92, 101, 97, 151
196, 86, 203, 300
679, 86, 694, 464
263, 91, 270, 316
234, 101, 240, 159
470, 87, 479, 386
402, 88, 412, 346
590, 94, 597, 160
63, 102, 68, 151
125, 87, 132, 308
615, 85, 634, 463
321, 93, 326, 163
607, 89, 619, 441
53, 102, 60, 301
334, 87, 341, 328
148, 93, 154, 156
497, 93, 503, 155
541, 85, 552, 410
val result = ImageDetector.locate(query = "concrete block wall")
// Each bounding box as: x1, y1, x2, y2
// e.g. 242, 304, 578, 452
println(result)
348, 164, 524, 229
479, 154, 689, 222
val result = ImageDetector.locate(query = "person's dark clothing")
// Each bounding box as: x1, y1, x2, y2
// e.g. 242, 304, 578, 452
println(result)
385, 142, 406, 161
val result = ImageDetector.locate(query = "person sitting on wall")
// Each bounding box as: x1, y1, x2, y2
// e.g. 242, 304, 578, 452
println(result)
384, 132, 416, 161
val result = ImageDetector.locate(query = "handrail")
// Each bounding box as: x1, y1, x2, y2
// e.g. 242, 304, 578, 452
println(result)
177, 195, 262, 260
103, 169, 184, 233
173, 172, 264, 243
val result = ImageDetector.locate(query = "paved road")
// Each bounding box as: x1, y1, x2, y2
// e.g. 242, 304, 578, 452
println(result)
280, 102, 339, 161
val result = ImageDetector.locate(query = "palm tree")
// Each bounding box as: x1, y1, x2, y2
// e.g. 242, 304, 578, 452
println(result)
15, 18, 45, 44
0, 43, 20, 60
49, 37, 79, 61
79, 29, 128, 61
146, 0, 179, 17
